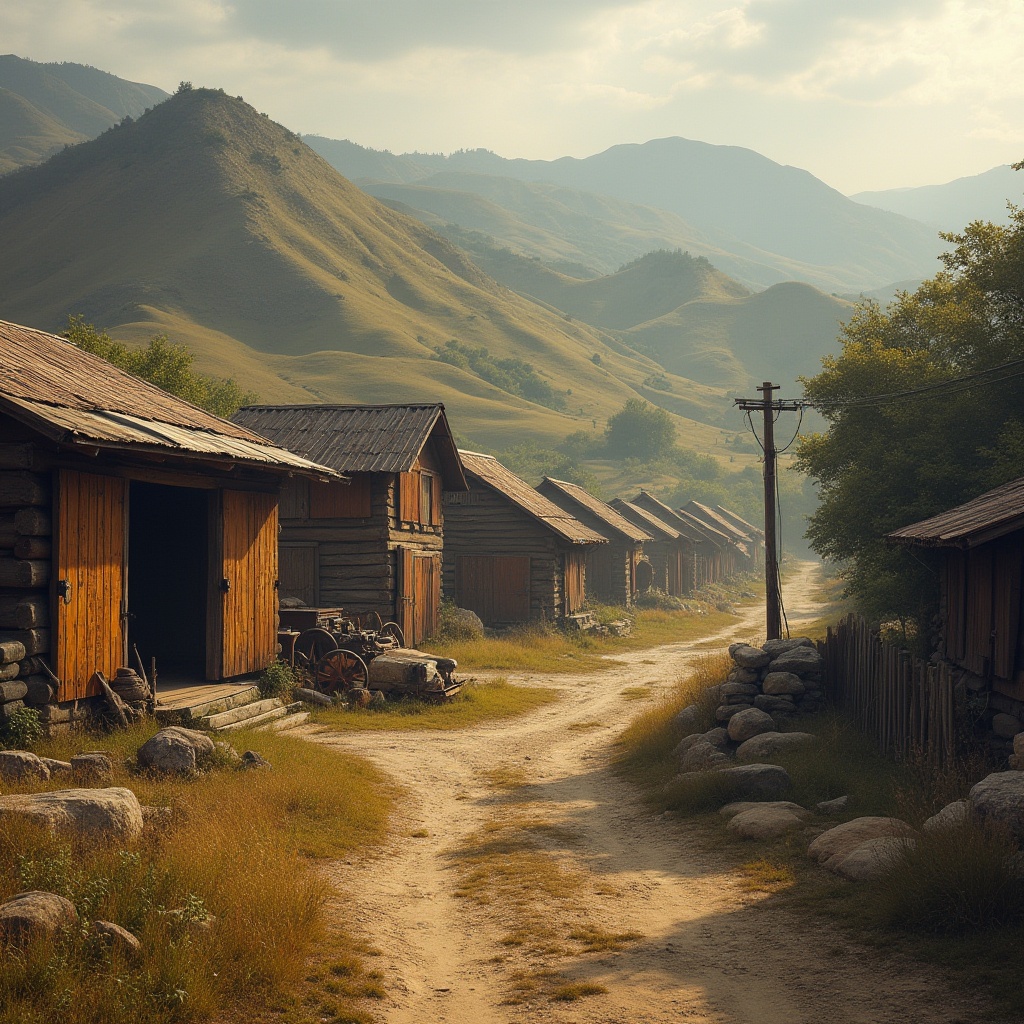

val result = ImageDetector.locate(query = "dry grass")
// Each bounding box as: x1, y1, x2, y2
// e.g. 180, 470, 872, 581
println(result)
739, 859, 797, 895
311, 678, 557, 731
549, 982, 609, 1001
0, 722, 393, 1024
619, 685, 652, 701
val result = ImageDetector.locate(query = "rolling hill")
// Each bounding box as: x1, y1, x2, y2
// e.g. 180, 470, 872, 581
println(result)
0, 54, 168, 173
0, 87, 742, 454
305, 135, 944, 293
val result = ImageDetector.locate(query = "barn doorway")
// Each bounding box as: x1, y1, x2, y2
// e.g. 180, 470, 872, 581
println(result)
128, 482, 208, 679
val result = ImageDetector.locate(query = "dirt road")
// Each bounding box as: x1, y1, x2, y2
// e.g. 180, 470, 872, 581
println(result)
312, 562, 983, 1024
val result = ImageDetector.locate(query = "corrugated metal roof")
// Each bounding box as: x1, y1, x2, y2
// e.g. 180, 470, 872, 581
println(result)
683, 500, 753, 546
888, 476, 1024, 549
539, 477, 651, 543
630, 490, 708, 543
458, 451, 605, 545
609, 498, 682, 540
0, 320, 339, 477
234, 404, 467, 488
714, 504, 764, 540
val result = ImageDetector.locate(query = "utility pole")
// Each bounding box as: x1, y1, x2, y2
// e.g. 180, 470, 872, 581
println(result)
735, 382, 802, 640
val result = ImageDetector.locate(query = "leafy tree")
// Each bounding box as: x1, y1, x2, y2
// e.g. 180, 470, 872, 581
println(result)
604, 398, 676, 459
796, 195, 1024, 621
431, 340, 564, 410
63, 315, 258, 418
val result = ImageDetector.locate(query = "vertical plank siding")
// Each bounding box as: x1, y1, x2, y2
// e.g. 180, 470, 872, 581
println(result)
819, 614, 955, 766
55, 469, 127, 700
220, 489, 278, 679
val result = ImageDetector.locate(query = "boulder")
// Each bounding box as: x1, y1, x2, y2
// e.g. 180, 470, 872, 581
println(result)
922, 800, 971, 833
241, 750, 272, 770
679, 739, 730, 772
726, 668, 760, 685
673, 733, 707, 757
93, 919, 142, 956
754, 694, 798, 715
38, 757, 73, 776
214, 741, 242, 766
727, 707, 775, 743
808, 817, 915, 870
762, 637, 814, 657
451, 606, 485, 638
70, 752, 113, 780
969, 772, 1024, 841
673, 704, 703, 735
137, 727, 215, 775
0, 750, 50, 783
0, 891, 77, 943
715, 704, 752, 723
703, 727, 730, 752
0, 787, 144, 839
717, 763, 792, 800
816, 795, 849, 814
768, 647, 822, 677
735, 731, 816, 762
832, 836, 910, 881
704, 684, 722, 707
369, 690, 387, 708
732, 645, 771, 670
1015, 733, 1024, 759
720, 681, 759, 698
720, 800, 808, 819
728, 803, 810, 840
762, 672, 805, 697
991, 713, 1023, 740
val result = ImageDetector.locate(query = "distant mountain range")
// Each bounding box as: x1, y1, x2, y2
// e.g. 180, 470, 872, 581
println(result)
0, 54, 167, 173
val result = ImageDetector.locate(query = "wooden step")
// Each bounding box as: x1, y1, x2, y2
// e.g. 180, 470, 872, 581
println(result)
199, 697, 284, 730
260, 709, 310, 732
214, 704, 291, 733
155, 684, 260, 725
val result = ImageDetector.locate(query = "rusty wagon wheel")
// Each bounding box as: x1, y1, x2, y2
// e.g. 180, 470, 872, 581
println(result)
294, 628, 338, 675
314, 650, 369, 695
378, 621, 405, 648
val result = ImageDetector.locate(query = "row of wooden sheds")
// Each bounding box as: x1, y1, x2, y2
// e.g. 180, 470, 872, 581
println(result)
0, 318, 761, 720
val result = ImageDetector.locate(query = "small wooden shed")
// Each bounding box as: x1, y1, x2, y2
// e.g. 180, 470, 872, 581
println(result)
608, 497, 691, 596
682, 500, 754, 571
889, 476, 1024, 702
443, 451, 605, 626
629, 491, 714, 589
714, 504, 764, 565
536, 477, 650, 607
233, 404, 466, 647
0, 319, 338, 719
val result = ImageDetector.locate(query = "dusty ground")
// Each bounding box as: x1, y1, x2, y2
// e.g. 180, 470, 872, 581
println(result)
309, 562, 984, 1024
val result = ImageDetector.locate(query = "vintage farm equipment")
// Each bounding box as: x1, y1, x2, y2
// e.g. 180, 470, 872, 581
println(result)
280, 607, 460, 700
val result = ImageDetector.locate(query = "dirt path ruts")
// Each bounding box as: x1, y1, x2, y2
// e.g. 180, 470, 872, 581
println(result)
308, 562, 984, 1024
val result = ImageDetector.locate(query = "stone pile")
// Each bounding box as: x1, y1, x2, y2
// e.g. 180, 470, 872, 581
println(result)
716, 637, 825, 724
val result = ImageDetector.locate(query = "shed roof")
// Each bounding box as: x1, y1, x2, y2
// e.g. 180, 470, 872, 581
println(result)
538, 478, 651, 543
609, 498, 682, 541
714, 505, 764, 541
675, 507, 731, 547
630, 490, 708, 543
233, 403, 467, 489
0, 320, 339, 478
458, 451, 605, 545
682, 500, 752, 547
888, 476, 1024, 549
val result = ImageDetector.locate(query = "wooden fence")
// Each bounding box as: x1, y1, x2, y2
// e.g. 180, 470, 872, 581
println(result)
818, 614, 955, 765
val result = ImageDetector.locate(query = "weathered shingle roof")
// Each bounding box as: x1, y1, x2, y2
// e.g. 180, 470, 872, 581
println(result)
888, 476, 1024, 549
683, 500, 752, 548
714, 505, 764, 541
630, 490, 708, 543
675, 507, 731, 547
538, 477, 651, 543
609, 498, 682, 541
0, 319, 339, 477
458, 451, 605, 545
233, 403, 467, 489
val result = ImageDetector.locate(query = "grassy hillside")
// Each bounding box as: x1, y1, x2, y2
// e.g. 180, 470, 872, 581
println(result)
0, 86, 741, 456
0, 54, 167, 173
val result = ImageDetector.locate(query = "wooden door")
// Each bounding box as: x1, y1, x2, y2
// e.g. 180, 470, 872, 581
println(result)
212, 490, 278, 680
55, 469, 127, 699
457, 555, 530, 625
563, 551, 586, 615
398, 547, 442, 644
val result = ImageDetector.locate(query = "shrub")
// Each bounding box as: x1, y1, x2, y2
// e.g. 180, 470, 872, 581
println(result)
258, 660, 295, 699
430, 600, 485, 643
635, 589, 686, 611
1, 707, 42, 749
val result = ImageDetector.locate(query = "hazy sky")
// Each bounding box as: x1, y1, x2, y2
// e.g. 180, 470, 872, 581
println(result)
4, 0, 1023, 193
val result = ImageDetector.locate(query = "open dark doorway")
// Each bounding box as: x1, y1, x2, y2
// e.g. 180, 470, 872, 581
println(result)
128, 482, 208, 679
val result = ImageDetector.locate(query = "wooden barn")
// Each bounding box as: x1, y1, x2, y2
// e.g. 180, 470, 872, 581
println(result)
608, 497, 692, 596
232, 404, 466, 647
443, 451, 605, 626
714, 504, 764, 565
889, 476, 1024, 704
536, 477, 651, 607
0, 319, 338, 722
682, 500, 755, 571
629, 490, 718, 589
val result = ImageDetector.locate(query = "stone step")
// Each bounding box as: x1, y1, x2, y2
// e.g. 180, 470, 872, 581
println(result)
198, 697, 283, 731
260, 709, 310, 732
214, 703, 291, 733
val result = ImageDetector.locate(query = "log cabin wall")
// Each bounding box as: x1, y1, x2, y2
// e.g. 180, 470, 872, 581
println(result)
443, 487, 569, 625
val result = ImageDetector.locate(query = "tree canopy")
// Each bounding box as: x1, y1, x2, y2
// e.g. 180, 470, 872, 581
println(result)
796, 193, 1024, 621
604, 398, 676, 459
63, 315, 258, 419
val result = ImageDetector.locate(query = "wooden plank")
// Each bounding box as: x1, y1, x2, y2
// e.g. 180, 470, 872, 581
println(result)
14, 508, 51, 536
280, 543, 318, 606
397, 546, 415, 643
13, 537, 51, 560
398, 472, 420, 524
0, 558, 50, 587
0, 471, 49, 507
310, 477, 371, 519
0, 444, 36, 470
279, 478, 310, 520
